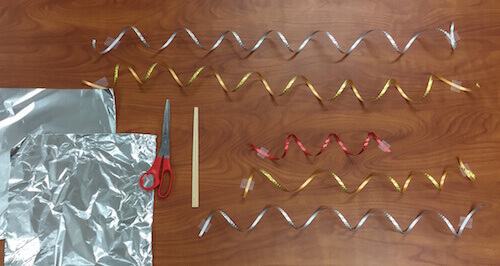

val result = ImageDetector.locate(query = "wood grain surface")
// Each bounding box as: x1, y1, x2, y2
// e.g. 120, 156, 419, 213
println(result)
1, 0, 500, 265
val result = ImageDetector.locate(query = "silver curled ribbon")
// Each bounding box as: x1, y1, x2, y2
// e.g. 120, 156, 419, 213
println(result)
93, 22, 456, 55
198, 204, 483, 237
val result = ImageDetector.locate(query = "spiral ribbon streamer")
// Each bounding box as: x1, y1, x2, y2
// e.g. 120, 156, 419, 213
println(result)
251, 132, 390, 160
82, 63, 478, 101
242, 158, 475, 198
93, 22, 457, 55
198, 204, 483, 237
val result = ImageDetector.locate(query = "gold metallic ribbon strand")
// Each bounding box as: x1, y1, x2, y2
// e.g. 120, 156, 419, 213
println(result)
92, 22, 457, 55
82, 64, 478, 102
242, 158, 475, 198
198, 204, 484, 237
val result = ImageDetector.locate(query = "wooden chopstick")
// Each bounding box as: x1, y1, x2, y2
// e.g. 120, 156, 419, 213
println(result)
192, 107, 199, 208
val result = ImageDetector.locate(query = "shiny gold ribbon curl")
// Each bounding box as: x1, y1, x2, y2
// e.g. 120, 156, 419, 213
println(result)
242, 158, 475, 198
82, 64, 479, 101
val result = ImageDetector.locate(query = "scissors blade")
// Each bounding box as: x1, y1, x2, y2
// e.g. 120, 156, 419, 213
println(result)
158, 99, 170, 157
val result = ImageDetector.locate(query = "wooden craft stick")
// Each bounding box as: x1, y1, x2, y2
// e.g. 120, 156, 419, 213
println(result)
192, 107, 199, 208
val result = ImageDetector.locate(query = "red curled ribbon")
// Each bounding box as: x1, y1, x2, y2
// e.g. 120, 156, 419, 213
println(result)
250, 132, 390, 160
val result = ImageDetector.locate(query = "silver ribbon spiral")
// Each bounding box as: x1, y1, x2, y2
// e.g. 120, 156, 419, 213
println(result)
198, 204, 483, 237
93, 22, 456, 55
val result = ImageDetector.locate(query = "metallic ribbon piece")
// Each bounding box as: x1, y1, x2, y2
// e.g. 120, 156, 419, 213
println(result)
5, 134, 156, 265
82, 64, 478, 101
0, 88, 117, 240
198, 204, 484, 237
251, 132, 390, 160
243, 158, 475, 198
93, 22, 457, 55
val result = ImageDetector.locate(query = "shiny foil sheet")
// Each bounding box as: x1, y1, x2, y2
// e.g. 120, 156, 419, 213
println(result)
5, 133, 156, 266
0, 88, 116, 239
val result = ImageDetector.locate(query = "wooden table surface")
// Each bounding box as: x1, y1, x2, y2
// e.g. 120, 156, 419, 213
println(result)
1, 0, 499, 265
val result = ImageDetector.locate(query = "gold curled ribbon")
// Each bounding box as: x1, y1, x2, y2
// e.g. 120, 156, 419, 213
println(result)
82, 64, 478, 101
242, 158, 475, 198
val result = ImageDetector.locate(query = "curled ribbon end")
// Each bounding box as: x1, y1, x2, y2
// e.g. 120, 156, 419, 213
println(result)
465, 169, 476, 181
82, 80, 108, 90
458, 158, 476, 181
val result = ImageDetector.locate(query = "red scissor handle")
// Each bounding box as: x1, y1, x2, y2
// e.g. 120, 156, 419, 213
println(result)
157, 158, 173, 198
139, 156, 173, 198
139, 156, 163, 190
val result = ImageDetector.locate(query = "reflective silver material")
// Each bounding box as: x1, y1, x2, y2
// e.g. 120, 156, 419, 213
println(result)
198, 204, 484, 237
6, 133, 156, 266
93, 22, 456, 55
0, 88, 116, 239
159, 99, 170, 157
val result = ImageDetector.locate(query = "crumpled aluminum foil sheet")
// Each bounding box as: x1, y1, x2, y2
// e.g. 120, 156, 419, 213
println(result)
0, 88, 116, 239
5, 133, 156, 266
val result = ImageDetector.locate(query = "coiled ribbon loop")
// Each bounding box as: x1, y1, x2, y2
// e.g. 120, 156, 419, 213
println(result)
242, 158, 475, 198
93, 23, 457, 55
251, 132, 390, 160
198, 204, 483, 237
83, 64, 478, 101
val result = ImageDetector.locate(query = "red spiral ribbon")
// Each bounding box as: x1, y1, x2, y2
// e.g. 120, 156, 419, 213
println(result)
250, 132, 390, 160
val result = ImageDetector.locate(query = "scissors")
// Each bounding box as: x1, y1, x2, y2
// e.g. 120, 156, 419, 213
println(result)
139, 99, 173, 198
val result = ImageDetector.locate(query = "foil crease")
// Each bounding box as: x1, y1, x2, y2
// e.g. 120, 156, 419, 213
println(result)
5, 133, 156, 266
0, 88, 117, 239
